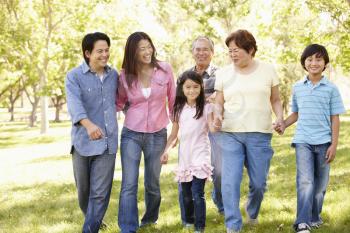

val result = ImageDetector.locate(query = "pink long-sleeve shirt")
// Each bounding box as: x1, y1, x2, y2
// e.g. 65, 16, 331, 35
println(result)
117, 61, 176, 133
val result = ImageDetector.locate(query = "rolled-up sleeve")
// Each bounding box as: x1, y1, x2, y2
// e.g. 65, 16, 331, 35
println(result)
166, 64, 176, 118
116, 72, 128, 112
65, 71, 87, 125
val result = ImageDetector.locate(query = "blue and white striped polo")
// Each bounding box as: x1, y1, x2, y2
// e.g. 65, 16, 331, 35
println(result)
291, 76, 345, 145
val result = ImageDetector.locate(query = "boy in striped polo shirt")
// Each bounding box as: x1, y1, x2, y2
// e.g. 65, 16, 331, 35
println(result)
276, 44, 345, 233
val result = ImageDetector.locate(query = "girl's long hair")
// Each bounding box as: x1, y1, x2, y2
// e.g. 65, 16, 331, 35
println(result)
122, 31, 163, 88
173, 71, 205, 122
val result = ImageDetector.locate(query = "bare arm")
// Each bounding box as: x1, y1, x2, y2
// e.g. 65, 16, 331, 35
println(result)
212, 90, 224, 131
284, 112, 298, 128
270, 85, 285, 134
326, 115, 340, 163
160, 122, 179, 164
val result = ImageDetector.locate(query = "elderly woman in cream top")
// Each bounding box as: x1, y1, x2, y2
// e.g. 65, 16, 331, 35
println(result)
213, 29, 284, 233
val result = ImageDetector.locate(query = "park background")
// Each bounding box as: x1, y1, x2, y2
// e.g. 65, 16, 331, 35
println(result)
0, 0, 349, 232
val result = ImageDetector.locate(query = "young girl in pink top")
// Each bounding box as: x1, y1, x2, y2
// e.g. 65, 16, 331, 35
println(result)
161, 71, 214, 233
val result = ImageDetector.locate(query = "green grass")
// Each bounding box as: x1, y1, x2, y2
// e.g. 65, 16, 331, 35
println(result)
0, 121, 70, 149
0, 121, 349, 233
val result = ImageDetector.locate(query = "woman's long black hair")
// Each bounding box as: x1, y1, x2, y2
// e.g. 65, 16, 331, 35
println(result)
173, 71, 205, 122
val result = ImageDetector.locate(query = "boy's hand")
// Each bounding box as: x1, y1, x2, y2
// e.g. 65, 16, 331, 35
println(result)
160, 153, 169, 164
326, 144, 336, 163
273, 119, 285, 135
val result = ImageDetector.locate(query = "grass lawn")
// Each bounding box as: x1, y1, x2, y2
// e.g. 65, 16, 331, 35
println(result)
0, 119, 349, 233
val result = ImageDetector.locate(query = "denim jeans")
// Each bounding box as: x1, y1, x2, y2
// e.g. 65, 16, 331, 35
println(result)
219, 132, 273, 231
181, 177, 206, 231
178, 132, 223, 224
209, 132, 224, 213
118, 127, 167, 233
72, 149, 116, 233
293, 143, 330, 228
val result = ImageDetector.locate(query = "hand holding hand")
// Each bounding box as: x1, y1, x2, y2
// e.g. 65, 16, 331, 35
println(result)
273, 119, 285, 135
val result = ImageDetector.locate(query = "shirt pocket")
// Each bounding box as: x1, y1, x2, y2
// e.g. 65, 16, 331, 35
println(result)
153, 77, 169, 97
82, 87, 100, 102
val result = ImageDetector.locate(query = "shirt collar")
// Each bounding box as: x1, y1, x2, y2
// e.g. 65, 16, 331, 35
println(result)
192, 64, 214, 74
81, 61, 111, 74
184, 103, 196, 109
303, 75, 328, 85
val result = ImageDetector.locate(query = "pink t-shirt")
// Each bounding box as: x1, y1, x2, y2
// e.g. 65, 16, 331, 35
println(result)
117, 62, 176, 133
176, 103, 213, 182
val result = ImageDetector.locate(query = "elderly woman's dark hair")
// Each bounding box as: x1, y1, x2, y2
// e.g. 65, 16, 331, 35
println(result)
225, 29, 257, 57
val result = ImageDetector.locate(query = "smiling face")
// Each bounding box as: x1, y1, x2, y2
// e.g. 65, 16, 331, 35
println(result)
136, 39, 154, 65
304, 54, 326, 76
192, 39, 213, 69
85, 40, 110, 71
183, 79, 201, 105
228, 40, 253, 69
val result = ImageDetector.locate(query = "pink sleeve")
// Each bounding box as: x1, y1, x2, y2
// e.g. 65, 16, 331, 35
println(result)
116, 71, 128, 112
166, 63, 176, 119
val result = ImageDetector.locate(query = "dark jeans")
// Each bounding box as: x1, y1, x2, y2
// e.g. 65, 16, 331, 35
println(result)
72, 149, 116, 233
181, 177, 206, 231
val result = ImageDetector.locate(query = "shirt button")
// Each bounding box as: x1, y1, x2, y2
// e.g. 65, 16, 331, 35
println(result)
105, 123, 108, 126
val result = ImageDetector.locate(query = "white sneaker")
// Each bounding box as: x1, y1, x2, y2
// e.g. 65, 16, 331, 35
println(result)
227, 228, 240, 233
295, 223, 311, 233
244, 202, 258, 225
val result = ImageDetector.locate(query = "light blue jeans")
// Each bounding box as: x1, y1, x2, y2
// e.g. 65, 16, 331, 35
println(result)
293, 143, 330, 228
219, 132, 273, 231
118, 127, 167, 233
72, 149, 116, 233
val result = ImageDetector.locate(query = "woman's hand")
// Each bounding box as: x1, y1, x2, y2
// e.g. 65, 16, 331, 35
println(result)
160, 152, 169, 164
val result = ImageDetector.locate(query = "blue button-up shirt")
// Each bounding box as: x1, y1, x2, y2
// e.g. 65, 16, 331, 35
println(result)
65, 62, 118, 156
291, 76, 345, 145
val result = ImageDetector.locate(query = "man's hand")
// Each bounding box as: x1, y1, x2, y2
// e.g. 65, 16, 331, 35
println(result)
80, 119, 104, 140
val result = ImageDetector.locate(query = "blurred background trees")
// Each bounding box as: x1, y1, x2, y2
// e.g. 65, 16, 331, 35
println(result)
0, 0, 349, 132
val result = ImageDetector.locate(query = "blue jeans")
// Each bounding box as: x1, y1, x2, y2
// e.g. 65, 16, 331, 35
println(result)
209, 132, 224, 213
178, 132, 223, 224
181, 177, 206, 231
72, 149, 116, 233
220, 132, 273, 231
293, 143, 330, 228
118, 127, 167, 233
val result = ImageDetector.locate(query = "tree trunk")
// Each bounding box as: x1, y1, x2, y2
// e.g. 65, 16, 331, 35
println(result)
29, 99, 39, 127
9, 104, 15, 122
54, 104, 61, 122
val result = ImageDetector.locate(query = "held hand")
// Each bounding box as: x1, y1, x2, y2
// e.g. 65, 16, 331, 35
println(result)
160, 153, 169, 164
206, 93, 216, 103
86, 123, 104, 140
212, 116, 222, 131
326, 144, 336, 163
273, 119, 285, 135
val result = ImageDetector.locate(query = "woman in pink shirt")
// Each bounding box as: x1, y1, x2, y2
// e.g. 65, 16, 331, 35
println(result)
160, 71, 214, 233
117, 32, 176, 233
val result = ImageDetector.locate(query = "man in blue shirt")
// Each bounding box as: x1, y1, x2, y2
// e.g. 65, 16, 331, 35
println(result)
65, 32, 118, 233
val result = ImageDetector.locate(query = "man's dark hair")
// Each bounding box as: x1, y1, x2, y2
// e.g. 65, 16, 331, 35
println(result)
300, 44, 329, 71
82, 32, 110, 65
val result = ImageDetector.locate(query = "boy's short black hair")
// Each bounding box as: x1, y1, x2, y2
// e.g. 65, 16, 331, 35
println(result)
82, 32, 110, 65
300, 44, 329, 71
